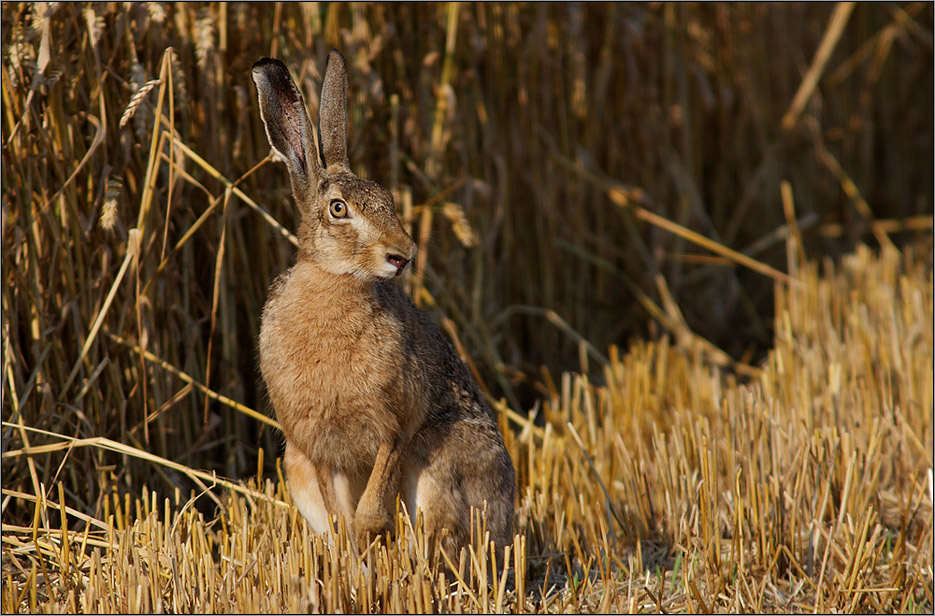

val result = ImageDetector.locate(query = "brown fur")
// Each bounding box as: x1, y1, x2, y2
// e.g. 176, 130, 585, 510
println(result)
252, 51, 515, 561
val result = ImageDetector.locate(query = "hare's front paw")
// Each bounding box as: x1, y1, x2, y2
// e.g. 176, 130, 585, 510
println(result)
355, 506, 392, 550
356, 508, 392, 536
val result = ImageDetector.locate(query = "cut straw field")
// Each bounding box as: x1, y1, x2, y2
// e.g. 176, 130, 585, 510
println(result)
3, 245, 933, 612
2, 3, 933, 613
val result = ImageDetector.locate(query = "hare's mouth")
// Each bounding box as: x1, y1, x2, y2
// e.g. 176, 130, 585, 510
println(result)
380, 251, 410, 279
386, 253, 409, 271
387, 253, 411, 278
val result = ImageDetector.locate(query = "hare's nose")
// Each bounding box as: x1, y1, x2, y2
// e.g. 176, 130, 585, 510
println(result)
387, 253, 410, 275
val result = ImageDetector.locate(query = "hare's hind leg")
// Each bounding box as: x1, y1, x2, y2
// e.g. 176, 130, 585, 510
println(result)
284, 442, 361, 537
402, 461, 469, 567
403, 428, 515, 570
284, 442, 330, 534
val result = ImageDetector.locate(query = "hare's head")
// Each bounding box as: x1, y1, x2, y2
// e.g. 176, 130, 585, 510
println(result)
252, 51, 415, 281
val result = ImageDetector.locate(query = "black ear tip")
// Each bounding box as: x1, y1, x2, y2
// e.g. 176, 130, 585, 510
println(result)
252, 57, 287, 73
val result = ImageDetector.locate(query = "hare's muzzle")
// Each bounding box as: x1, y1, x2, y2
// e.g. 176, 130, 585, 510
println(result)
386, 253, 410, 276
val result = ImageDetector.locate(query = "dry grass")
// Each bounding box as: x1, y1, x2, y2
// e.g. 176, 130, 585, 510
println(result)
2, 3, 933, 613
2, 244, 932, 613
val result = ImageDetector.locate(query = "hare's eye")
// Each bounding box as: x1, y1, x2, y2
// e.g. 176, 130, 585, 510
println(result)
329, 199, 348, 219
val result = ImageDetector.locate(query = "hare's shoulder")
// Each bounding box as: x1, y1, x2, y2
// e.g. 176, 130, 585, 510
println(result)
373, 281, 451, 351
373, 281, 492, 416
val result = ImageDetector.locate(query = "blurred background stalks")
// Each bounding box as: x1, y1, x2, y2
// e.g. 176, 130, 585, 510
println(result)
1, 3, 933, 613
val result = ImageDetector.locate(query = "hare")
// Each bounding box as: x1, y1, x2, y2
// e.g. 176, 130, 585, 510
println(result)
252, 50, 516, 562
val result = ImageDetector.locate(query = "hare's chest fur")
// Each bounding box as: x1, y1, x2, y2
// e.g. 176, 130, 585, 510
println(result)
259, 264, 413, 473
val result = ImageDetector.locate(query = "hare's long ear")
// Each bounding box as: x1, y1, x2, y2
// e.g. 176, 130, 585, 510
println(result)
252, 58, 320, 202
318, 49, 350, 174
